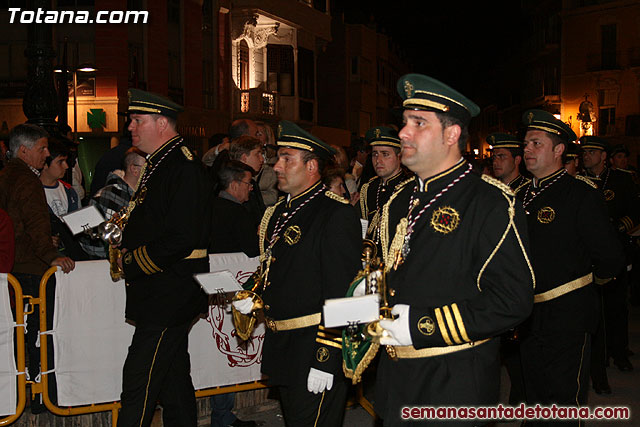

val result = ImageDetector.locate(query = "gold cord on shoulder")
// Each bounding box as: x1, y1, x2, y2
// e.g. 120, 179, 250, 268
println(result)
258, 203, 279, 261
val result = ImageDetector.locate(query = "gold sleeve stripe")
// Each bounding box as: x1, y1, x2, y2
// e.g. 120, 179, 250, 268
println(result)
317, 331, 341, 340
621, 216, 633, 231
451, 303, 470, 342
133, 248, 153, 275
443, 305, 462, 345
142, 246, 162, 273
434, 308, 453, 346
316, 338, 342, 349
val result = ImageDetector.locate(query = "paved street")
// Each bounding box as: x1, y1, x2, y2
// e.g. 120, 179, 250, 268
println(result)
233, 304, 640, 426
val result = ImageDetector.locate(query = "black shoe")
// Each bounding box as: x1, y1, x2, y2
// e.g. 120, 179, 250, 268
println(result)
229, 418, 257, 427
613, 357, 633, 372
593, 381, 612, 395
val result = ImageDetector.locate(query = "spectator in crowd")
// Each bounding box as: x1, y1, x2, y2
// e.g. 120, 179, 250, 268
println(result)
322, 167, 352, 204
0, 124, 75, 413
209, 159, 259, 427
0, 208, 14, 273
255, 121, 279, 207
209, 119, 263, 185
39, 138, 89, 260
349, 137, 374, 189
79, 147, 145, 259
202, 133, 230, 167
228, 136, 266, 227
331, 144, 358, 199
89, 116, 133, 197
209, 160, 259, 257
0, 140, 9, 170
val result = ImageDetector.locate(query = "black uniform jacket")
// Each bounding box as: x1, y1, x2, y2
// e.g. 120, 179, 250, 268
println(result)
259, 180, 362, 386
122, 136, 212, 327
509, 174, 531, 193
359, 169, 411, 242
209, 194, 259, 257
516, 168, 624, 333
582, 167, 640, 235
376, 160, 534, 412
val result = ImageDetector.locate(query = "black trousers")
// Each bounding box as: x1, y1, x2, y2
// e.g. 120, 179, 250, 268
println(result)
521, 331, 591, 427
590, 288, 608, 386
278, 378, 348, 427
602, 272, 629, 360
118, 321, 197, 427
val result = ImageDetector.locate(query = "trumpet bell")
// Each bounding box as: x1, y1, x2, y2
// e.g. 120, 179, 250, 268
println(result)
101, 222, 123, 245
231, 290, 264, 341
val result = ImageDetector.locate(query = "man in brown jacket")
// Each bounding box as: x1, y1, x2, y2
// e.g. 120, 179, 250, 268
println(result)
0, 123, 75, 413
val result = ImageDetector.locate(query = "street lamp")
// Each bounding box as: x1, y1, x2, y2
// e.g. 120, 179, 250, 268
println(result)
54, 63, 97, 143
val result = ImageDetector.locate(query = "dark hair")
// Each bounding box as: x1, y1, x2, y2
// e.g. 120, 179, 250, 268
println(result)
434, 112, 469, 153
9, 124, 49, 158
302, 150, 330, 175
229, 119, 253, 140
229, 135, 262, 161
322, 167, 345, 186
547, 133, 568, 163
45, 138, 70, 166
217, 160, 254, 191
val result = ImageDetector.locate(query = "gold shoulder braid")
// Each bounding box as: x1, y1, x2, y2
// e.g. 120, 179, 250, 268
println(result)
325, 190, 349, 204
259, 203, 279, 262
481, 174, 515, 196
575, 175, 598, 189
476, 187, 536, 291
380, 178, 414, 268
360, 181, 370, 218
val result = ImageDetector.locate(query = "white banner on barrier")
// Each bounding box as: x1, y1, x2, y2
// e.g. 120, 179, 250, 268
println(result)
52, 254, 263, 407
0, 273, 17, 416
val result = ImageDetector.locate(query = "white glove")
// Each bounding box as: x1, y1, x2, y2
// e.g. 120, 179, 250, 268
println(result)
307, 367, 334, 394
232, 297, 254, 315
379, 304, 412, 346
352, 278, 366, 297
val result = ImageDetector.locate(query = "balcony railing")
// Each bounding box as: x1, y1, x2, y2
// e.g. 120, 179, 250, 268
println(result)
234, 88, 279, 117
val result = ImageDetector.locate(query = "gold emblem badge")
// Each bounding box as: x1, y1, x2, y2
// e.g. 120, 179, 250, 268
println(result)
375, 128, 381, 139
283, 225, 301, 245
404, 80, 414, 98
417, 316, 435, 336
124, 252, 133, 265
527, 112, 534, 124
277, 124, 283, 138
489, 135, 495, 144
316, 347, 330, 362
604, 189, 615, 201
537, 206, 556, 224
181, 146, 193, 160
430, 206, 460, 234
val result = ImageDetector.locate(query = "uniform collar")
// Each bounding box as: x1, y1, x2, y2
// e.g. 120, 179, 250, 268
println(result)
508, 174, 523, 188
382, 169, 404, 187
147, 135, 182, 164
286, 180, 323, 208
417, 158, 465, 192
533, 168, 564, 188
584, 166, 608, 180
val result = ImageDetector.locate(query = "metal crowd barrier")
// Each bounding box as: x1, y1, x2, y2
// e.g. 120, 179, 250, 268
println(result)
0, 274, 27, 426
3, 267, 373, 426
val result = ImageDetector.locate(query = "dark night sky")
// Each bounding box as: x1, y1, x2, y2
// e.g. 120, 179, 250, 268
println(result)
340, 0, 527, 106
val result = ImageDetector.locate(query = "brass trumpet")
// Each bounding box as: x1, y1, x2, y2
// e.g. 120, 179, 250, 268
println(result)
360, 240, 393, 341
231, 264, 269, 341
87, 207, 129, 281
342, 240, 395, 384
